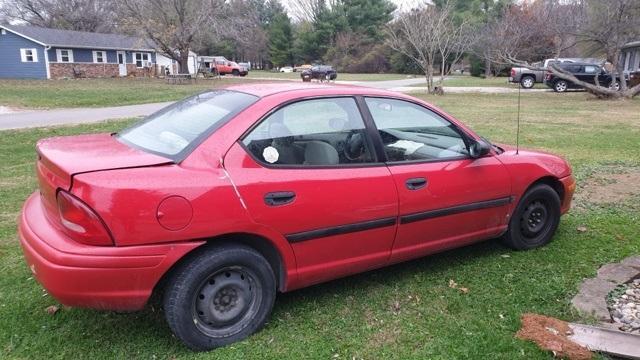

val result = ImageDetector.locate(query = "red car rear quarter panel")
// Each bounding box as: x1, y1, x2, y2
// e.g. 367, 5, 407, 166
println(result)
72, 165, 250, 245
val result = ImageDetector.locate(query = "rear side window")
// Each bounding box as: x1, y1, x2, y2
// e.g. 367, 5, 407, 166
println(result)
118, 91, 257, 161
243, 98, 375, 166
584, 65, 598, 73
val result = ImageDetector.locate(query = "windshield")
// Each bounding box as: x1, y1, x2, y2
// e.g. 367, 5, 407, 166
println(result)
117, 90, 258, 161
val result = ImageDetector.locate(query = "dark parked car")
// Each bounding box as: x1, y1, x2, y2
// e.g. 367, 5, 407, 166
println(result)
544, 63, 619, 92
301, 65, 337, 82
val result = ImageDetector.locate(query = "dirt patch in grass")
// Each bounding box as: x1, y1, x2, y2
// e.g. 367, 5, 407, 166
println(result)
575, 168, 640, 206
516, 313, 592, 360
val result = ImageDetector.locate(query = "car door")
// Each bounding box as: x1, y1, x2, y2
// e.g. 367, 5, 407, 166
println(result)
361, 97, 512, 264
223, 97, 398, 286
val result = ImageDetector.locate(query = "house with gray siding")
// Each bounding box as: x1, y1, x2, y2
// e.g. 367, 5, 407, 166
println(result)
622, 41, 640, 75
0, 24, 158, 79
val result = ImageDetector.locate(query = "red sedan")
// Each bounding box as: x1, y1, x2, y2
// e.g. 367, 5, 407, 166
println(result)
19, 83, 575, 350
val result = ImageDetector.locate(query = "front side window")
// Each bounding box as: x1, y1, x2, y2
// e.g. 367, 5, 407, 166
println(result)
135, 53, 150, 68
118, 91, 258, 160
243, 98, 375, 166
365, 98, 469, 162
93, 51, 106, 63
57, 49, 73, 63
20, 48, 37, 62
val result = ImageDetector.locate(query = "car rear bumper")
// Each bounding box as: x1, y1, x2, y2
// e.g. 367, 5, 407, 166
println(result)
18, 192, 204, 311
559, 175, 576, 214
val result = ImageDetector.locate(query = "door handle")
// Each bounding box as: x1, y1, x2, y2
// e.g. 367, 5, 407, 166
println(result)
405, 177, 427, 190
264, 191, 296, 206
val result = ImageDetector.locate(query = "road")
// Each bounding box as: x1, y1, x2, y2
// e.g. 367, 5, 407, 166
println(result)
0, 102, 173, 130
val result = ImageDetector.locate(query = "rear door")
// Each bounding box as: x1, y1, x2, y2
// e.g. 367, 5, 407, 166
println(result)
361, 97, 512, 263
223, 97, 398, 286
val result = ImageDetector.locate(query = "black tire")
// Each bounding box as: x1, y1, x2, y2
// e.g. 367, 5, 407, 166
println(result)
232, 69, 240, 76
553, 80, 568, 92
163, 244, 276, 351
501, 184, 561, 250
520, 75, 535, 89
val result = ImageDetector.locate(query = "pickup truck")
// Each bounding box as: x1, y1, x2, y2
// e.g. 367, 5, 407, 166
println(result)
509, 58, 577, 89
212, 56, 246, 76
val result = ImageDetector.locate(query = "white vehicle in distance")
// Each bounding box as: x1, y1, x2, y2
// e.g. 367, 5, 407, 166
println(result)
280, 66, 294, 73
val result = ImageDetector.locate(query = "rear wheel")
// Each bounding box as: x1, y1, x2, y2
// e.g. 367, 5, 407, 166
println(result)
163, 244, 276, 351
554, 80, 568, 92
232, 69, 240, 76
501, 184, 561, 250
520, 75, 535, 89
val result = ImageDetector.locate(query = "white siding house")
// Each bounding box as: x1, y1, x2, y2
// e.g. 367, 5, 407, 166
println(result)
156, 51, 198, 75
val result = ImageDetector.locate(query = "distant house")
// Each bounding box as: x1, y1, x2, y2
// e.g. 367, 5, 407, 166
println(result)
0, 24, 159, 79
156, 51, 199, 76
622, 41, 640, 75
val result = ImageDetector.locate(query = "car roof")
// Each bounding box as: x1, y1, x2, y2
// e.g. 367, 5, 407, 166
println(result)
222, 82, 404, 99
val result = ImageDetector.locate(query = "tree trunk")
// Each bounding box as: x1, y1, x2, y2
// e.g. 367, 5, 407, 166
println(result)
179, 50, 190, 74
484, 57, 491, 78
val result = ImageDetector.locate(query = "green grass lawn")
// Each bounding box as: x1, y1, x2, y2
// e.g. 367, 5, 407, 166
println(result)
247, 70, 411, 82
1, 93, 639, 359
0, 78, 252, 109
409, 75, 513, 88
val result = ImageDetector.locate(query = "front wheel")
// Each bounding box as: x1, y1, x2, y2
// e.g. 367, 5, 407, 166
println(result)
232, 69, 240, 76
501, 184, 561, 250
163, 244, 276, 351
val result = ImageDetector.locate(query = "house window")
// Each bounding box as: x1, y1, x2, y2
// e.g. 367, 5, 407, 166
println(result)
93, 50, 106, 63
1, 29, 6, 35
20, 48, 38, 62
135, 53, 150, 68
56, 49, 73, 63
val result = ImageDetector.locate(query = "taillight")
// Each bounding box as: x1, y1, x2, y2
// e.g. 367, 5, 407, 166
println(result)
510, 69, 516, 77
56, 190, 114, 246
545, 72, 552, 80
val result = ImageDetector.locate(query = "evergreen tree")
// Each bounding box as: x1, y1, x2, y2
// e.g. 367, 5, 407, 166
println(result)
268, 12, 294, 66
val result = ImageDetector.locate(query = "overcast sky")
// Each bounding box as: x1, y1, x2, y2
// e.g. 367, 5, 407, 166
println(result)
280, 0, 423, 19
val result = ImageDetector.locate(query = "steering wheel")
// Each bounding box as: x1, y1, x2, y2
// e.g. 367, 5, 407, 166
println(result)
343, 131, 365, 161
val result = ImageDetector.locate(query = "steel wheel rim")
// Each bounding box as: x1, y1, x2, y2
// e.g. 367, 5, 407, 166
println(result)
192, 266, 262, 338
520, 200, 550, 239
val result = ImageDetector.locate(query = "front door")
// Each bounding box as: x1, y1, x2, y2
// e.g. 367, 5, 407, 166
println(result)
223, 97, 398, 286
361, 97, 512, 263
117, 51, 127, 76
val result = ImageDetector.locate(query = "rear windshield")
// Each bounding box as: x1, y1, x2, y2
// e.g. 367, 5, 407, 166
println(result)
117, 90, 258, 161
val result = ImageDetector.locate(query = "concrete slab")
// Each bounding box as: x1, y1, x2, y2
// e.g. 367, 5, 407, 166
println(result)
572, 278, 617, 321
597, 263, 640, 283
569, 323, 640, 359
621, 256, 640, 271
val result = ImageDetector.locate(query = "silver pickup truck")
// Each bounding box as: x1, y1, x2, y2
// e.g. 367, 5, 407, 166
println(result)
509, 58, 577, 88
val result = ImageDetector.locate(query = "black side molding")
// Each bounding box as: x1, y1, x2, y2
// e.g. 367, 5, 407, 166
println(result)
400, 196, 513, 224
286, 217, 396, 243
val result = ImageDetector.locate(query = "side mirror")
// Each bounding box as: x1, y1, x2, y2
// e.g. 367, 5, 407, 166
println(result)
469, 140, 491, 158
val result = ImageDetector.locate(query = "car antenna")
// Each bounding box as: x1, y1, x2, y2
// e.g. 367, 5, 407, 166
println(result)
516, 81, 521, 155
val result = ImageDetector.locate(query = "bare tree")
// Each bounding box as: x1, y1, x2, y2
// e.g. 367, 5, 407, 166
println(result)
118, 0, 226, 74
386, 1, 473, 94
286, 0, 338, 23
0, 0, 117, 32
491, 0, 640, 99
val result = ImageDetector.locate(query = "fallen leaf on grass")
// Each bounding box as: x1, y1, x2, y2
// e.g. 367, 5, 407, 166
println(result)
45, 305, 59, 315
448, 279, 469, 294
576, 226, 588, 233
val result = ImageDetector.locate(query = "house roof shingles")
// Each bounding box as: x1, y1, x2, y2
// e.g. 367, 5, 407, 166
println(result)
1, 24, 154, 51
